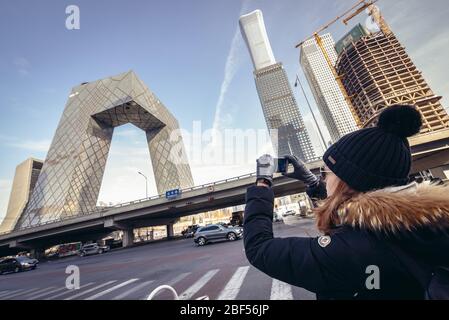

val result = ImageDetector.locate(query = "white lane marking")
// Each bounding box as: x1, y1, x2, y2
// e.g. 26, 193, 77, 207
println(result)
217, 266, 250, 300
166, 272, 191, 286
0, 289, 23, 298
44, 282, 95, 300
84, 279, 139, 300
64, 280, 117, 300
2, 287, 40, 300
27, 287, 68, 300
23, 286, 56, 298
296, 287, 317, 300
179, 269, 219, 300
270, 279, 293, 300
112, 280, 154, 300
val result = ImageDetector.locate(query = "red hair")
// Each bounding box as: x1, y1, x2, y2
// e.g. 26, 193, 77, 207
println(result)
314, 179, 359, 234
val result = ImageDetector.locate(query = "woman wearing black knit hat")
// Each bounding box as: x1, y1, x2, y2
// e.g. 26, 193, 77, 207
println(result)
244, 105, 449, 299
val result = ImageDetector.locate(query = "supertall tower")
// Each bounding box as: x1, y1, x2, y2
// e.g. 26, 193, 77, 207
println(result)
300, 33, 358, 143
239, 10, 316, 162
335, 5, 449, 132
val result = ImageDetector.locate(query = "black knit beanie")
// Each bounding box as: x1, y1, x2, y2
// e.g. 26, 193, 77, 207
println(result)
323, 105, 422, 192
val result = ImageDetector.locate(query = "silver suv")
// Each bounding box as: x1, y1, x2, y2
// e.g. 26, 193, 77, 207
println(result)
78, 243, 110, 257
194, 224, 243, 246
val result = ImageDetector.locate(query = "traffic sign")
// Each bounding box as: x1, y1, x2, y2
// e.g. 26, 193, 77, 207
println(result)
165, 188, 181, 199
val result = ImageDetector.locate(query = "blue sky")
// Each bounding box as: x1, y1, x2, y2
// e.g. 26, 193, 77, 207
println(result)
1, 0, 449, 221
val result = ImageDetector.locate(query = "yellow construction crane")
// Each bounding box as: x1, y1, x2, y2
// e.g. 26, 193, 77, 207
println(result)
295, 0, 384, 128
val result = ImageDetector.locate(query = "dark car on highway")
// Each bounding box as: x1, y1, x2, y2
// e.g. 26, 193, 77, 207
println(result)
0, 256, 39, 274
194, 224, 243, 246
181, 225, 200, 238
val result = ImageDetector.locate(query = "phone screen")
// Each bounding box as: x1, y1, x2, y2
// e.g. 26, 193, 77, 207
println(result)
277, 158, 288, 173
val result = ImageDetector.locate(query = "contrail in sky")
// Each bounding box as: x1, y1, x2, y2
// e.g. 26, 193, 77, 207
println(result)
211, 0, 252, 140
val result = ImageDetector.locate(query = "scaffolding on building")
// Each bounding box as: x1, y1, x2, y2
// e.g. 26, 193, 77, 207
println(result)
336, 32, 449, 133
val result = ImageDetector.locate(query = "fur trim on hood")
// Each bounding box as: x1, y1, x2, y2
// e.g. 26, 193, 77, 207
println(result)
338, 183, 449, 234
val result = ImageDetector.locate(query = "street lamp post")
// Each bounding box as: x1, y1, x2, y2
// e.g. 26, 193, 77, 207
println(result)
138, 171, 148, 199
294, 74, 328, 151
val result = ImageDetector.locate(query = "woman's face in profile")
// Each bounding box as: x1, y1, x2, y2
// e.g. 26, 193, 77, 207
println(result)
324, 166, 339, 197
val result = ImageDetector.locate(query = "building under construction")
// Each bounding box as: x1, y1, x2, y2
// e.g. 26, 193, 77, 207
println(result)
295, 1, 449, 180
335, 21, 449, 133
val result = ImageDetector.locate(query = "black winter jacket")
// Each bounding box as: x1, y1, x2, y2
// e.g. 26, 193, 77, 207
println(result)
243, 182, 449, 300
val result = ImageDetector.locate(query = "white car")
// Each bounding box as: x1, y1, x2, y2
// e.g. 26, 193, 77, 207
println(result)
78, 243, 110, 257
283, 210, 296, 217
273, 212, 284, 222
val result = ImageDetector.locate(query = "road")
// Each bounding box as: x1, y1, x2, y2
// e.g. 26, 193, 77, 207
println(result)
0, 216, 320, 300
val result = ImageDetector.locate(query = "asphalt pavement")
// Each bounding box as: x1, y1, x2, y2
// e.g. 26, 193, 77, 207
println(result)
0, 216, 320, 300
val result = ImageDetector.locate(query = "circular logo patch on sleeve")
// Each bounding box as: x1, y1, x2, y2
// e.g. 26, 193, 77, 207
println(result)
318, 235, 331, 248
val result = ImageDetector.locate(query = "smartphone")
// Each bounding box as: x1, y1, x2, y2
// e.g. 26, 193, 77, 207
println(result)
275, 157, 288, 173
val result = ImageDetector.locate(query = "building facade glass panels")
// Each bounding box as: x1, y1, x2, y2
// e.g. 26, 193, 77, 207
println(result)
16, 71, 194, 229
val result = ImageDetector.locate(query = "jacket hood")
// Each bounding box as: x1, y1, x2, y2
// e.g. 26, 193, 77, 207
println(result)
338, 182, 449, 265
338, 182, 449, 234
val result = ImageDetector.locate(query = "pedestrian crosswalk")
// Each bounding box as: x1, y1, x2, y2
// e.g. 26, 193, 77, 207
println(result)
85, 278, 138, 300
0, 288, 27, 299
0, 266, 316, 300
1, 288, 40, 300
112, 280, 154, 300
65, 280, 117, 300
27, 286, 67, 300
179, 269, 219, 300
217, 266, 249, 300
270, 279, 293, 300
45, 282, 95, 300
24, 286, 56, 299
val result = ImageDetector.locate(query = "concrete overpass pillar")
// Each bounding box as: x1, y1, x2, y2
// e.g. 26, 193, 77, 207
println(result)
122, 228, 134, 248
30, 248, 44, 260
166, 223, 174, 239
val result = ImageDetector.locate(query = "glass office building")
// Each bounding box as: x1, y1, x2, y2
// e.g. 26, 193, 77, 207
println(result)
254, 63, 316, 161
0, 158, 43, 233
300, 33, 359, 143
240, 10, 316, 162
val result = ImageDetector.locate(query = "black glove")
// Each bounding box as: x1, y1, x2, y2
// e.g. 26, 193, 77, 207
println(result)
256, 154, 276, 186
282, 155, 319, 187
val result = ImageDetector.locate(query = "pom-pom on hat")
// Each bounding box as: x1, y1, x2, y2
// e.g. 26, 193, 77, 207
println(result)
323, 105, 422, 192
